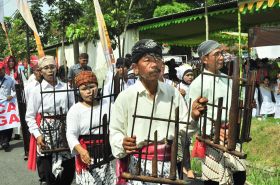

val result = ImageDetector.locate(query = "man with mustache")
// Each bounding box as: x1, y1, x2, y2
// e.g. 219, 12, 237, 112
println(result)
110, 39, 207, 184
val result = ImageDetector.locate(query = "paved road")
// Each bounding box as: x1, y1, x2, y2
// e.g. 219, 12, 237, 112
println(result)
0, 139, 38, 185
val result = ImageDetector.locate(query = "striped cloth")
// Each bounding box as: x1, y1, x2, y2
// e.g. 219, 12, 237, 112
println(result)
201, 145, 246, 185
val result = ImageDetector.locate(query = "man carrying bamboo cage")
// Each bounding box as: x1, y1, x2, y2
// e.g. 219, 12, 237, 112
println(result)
189, 40, 246, 185
109, 39, 207, 185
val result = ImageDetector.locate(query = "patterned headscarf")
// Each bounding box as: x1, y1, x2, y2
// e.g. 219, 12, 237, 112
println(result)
38, 55, 56, 69
131, 39, 162, 63
197, 40, 221, 58
75, 71, 98, 87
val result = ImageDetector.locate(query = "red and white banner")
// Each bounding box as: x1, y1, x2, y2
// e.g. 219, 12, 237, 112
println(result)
0, 99, 20, 131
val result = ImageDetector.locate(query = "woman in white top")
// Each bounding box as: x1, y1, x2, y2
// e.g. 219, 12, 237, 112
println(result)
66, 71, 116, 185
258, 77, 276, 117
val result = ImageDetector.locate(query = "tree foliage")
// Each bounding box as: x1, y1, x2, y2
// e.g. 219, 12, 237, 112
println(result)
153, 2, 191, 17
0, 0, 233, 59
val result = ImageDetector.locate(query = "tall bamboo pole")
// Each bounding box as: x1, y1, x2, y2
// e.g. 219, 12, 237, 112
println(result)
205, 0, 209, 41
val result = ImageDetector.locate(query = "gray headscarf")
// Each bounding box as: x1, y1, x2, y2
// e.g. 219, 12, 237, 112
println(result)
197, 40, 221, 58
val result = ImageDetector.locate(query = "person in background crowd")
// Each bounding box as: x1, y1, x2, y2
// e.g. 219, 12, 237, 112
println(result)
159, 62, 174, 86
58, 60, 69, 83
109, 39, 207, 185
22, 64, 42, 160
66, 71, 116, 185
274, 71, 280, 119
165, 58, 179, 82
25, 64, 42, 104
68, 53, 92, 87
5, 56, 21, 140
26, 55, 75, 185
176, 64, 194, 104
255, 58, 268, 85
5, 56, 19, 83
115, 57, 130, 91
0, 61, 15, 151
189, 40, 246, 185
257, 76, 276, 119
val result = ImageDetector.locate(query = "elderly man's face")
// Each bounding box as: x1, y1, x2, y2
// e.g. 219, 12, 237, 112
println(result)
203, 48, 224, 74
136, 54, 163, 81
40, 64, 57, 83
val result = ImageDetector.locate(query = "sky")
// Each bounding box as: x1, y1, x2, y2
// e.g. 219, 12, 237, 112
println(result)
2, 0, 49, 17
3, 0, 17, 16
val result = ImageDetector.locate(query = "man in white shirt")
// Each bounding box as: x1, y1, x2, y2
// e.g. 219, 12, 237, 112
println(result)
189, 40, 246, 185
109, 39, 207, 184
0, 61, 15, 151
26, 56, 75, 185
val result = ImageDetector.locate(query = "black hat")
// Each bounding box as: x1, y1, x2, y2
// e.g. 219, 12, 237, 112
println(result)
131, 39, 162, 63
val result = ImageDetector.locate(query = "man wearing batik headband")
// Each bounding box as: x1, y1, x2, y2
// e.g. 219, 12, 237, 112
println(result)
66, 71, 116, 185
26, 55, 75, 185
189, 40, 246, 185
110, 39, 207, 184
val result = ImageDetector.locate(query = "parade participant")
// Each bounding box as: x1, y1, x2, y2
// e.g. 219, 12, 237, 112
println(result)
26, 55, 75, 185
258, 76, 275, 118
159, 62, 174, 86
68, 53, 92, 87
66, 71, 116, 185
25, 64, 42, 104
109, 39, 207, 185
115, 57, 130, 91
23, 64, 42, 160
274, 72, 280, 119
189, 40, 246, 185
5, 56, 19, 83
176, 64, 194, 103
0, 61, 15, 151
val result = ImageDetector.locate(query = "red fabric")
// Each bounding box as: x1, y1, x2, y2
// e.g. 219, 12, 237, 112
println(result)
133, 144, 171, 161
191, 139, 206, 159
0, 61, 4, 69
75, 137, 103, 174
116, 157, 128, 185
27, 114, 41, 171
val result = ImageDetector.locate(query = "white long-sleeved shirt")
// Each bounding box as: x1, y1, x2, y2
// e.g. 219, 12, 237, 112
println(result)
25, 79, 40, 104
66, 101, 109, 154
189, 69, 232, 135
109, 80, 194, 159
25, 79, 74, 138
0, 75, 15, 100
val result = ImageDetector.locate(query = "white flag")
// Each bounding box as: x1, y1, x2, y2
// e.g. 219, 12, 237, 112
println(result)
16, 0, 39, 34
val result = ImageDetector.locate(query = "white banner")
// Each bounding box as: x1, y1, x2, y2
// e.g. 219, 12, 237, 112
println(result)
0, 99, 20, 131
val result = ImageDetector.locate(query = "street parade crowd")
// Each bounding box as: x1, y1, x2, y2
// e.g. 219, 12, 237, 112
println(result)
0, 39, 280, 185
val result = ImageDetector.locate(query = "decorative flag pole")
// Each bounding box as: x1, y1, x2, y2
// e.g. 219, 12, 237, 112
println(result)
16, 0, 45, 58
93, 0, 115, 71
